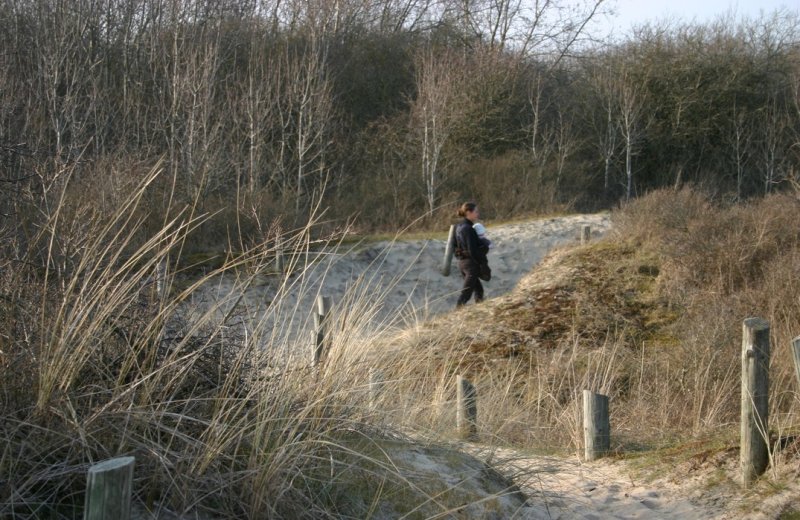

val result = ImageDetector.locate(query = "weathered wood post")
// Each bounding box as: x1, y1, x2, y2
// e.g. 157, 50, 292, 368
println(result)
456, 375, 478, 440
441, 224, 457, 276
583, 390, 610, 461
84, 456, 135, 520
275, 245, 285, 275
313, 295, 332, 366
580, 225, 591, 245
741, 317, 770, 487
369, 369, 384, 411
790, 336, 800, 392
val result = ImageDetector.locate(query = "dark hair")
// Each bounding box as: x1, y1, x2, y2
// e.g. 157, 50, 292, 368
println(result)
457, 202, 477, 217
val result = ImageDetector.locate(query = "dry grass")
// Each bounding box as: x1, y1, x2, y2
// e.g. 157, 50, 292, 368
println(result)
0, 164, 536, 519
6, 180, 800, 517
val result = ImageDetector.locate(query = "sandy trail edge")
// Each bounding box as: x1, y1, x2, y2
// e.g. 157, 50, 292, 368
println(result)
497, 451, 726, 519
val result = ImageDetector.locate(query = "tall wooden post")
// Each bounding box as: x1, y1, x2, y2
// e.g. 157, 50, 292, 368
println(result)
457, 375, 478, 440
580, 225, 591, 245
583, 390, 610, 461
790, 336, 800, 392
741, 317, 770, 487
313, 295, 332, 366
441, 224, 456, 276
84, 457, 135, 520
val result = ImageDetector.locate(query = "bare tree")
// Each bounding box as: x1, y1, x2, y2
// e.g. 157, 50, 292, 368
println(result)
372, 0, 435, 33
581, 57, 621, 195
410, 48, 468, 215
614, 57, 650, 201
160, 17, 226, 199
30, 2, 102, 167
518, 0, 607, 63
729, 103, 753, 200
272, 35, 335, 212
444, 0, 608, 58
230, 18, 280, 197
526, 73, 554, 166
756, 95, 788, 194
553, 108, 578, 201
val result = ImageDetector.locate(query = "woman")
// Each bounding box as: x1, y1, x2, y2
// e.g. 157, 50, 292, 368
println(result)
454, 202, 489, 307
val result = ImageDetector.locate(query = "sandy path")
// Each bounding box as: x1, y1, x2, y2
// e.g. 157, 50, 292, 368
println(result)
504, 454, 727, 519
190, 213, 613, 339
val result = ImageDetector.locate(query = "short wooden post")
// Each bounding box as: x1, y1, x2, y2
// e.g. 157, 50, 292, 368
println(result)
580, 225, 591, 245
313, 295, 332, 366
275, 246, 285, 275
583, 390, 610, 461
790, 336, 800, 392
441, 224, 456, 276
369, 369, 384, 410
741, 317, 770, 487
456, 375, 478, 440
84, 456, 135, 520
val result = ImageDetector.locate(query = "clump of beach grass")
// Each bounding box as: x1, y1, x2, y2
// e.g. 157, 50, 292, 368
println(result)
0, 163, 537, 519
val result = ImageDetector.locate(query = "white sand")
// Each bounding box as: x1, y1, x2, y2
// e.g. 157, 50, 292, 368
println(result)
505, 454, 729, 519
190, 213, 613, 340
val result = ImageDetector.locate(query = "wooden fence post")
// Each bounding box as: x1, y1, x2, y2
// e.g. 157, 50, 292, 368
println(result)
790, 336, 800, 392
583, 390, 610, 461
275, 245, 285, 275
313, 295, 332, 366
441, 224, 456, 276
741, 317, 770, 487
457, 375, 478, 440
84, 456, 135, 520
580, 225, 591, 245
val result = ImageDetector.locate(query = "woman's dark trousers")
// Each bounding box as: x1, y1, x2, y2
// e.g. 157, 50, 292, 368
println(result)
456, 259, 484, 307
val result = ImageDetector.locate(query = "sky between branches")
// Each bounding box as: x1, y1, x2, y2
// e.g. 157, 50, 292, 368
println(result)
597, 0, 797, 37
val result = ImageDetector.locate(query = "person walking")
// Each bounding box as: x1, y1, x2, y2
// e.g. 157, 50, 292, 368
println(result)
454, 202, 490, 307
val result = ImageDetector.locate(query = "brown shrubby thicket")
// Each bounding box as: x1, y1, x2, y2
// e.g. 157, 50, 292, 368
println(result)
1, 1, 798, 241
617, 189, 800, 298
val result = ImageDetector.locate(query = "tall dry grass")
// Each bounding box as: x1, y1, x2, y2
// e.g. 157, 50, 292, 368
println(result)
613, 188, 800, 439
7, 176, 800, 517
1, 161, 539, 518
361, 316, 640, 455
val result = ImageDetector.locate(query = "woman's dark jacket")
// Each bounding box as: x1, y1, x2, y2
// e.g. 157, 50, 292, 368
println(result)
454, 218, 488, 266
